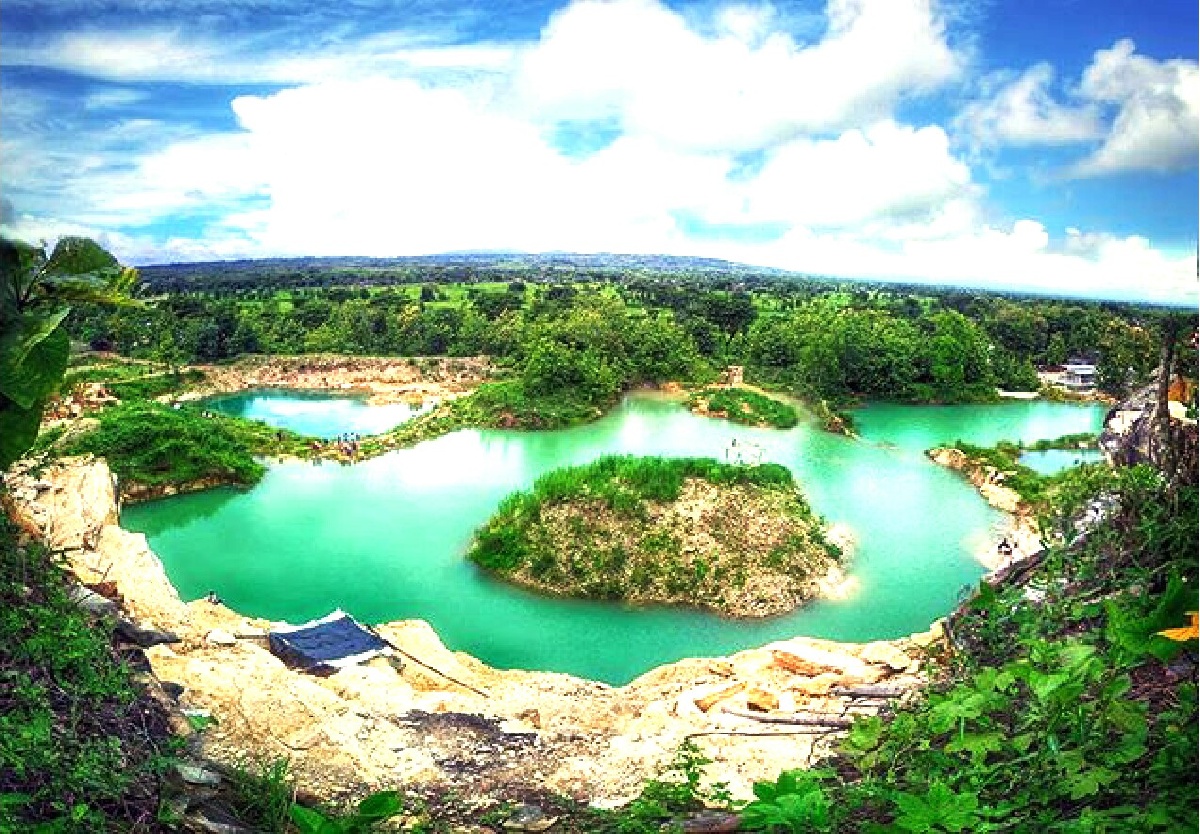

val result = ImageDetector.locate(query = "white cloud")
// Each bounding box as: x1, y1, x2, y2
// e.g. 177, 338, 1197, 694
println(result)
1073, 39, 1200, 176
514, 0, 961, 152
1, 0, 1194, 303
724, 121, 974, 228
956, 63, 1103, 146
84, 87, 151, 109
706, 219, 1197, 303
0, 211, 254, 263
70, 83, 971, 260
0, 28, 514, 85
958, 39, 1198, 177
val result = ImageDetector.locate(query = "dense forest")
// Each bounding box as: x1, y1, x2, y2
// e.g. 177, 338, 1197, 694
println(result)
69, 261, 1177, 417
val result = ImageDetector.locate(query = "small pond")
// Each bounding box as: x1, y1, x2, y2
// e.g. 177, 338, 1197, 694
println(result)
1019, 448, 1105, 475
205, 389, 429, 439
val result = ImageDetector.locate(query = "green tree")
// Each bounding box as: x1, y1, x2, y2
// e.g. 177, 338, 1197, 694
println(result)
701, 291, 757, 344
0, 237, 139, 469
1044, 332, 1068, 366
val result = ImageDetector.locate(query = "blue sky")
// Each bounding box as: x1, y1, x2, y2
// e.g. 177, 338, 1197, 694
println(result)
1, 0, 1196, 302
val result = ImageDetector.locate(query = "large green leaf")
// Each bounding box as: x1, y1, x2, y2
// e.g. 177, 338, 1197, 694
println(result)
0, 313, 70, 407
288, 805, 337, 834
0, 237, 45, 315
0, 395, 45, 470
40, 273, 143, 309
0, 307, 70, 393
356, 790, 403, 820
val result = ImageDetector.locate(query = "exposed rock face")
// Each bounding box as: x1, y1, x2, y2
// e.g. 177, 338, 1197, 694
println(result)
3, 456, 119, 550
187, 355, 491, 407
5, 457, 940, 806
123, 476, 232, 503
1100, 382, 1198, 487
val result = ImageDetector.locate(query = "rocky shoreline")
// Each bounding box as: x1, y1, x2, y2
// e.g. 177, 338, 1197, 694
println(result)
3, 456, 940, 806
926, 446, 1043, 572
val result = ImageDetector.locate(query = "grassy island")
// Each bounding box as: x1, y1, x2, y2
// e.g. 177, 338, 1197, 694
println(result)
467, 455, 841, 617
687, 386, 799, 429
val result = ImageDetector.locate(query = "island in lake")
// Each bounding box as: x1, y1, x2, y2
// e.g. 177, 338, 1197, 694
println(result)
467, 455, 843, 617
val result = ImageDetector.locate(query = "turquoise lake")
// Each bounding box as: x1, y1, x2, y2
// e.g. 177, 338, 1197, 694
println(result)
122, 395, 1107, 684
206, 388, 428, 439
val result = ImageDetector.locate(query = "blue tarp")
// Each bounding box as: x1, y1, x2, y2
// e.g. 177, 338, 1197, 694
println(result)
268, 610, 388, 671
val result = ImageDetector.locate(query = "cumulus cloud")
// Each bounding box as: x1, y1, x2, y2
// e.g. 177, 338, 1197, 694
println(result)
705, 219, 1197, 303
1073, 39, 1200, 176
956, 63, 1103, 145
726, 121, 974, 228
1, 0, 1194, 303
958, 39, 1198, 177
515, 0, 961, 152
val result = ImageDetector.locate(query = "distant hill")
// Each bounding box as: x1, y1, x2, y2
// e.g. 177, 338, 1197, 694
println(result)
136, 251, 802, 292
141, 251, 795, 274
134, 252, 1194, 307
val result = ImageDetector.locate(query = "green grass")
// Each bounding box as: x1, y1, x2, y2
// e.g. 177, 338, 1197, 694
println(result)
952, 432, 1102, 506
688, 387, 799, 429
1025, 431, 1099, 451
456, 379, 609, 429
103, 370, 206, 402
377, 378, 613, 453
0, 516, 175, 830
61, 362, 152, 387
60, 357, 206, 403
58, 401, 314, 490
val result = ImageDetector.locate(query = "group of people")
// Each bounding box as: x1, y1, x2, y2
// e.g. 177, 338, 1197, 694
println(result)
306, 431, 363, 460
336, 431, 362, 459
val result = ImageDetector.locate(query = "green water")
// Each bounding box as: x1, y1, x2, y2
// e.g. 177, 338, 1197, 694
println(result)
122, 395, 1106, 684
206, 389, 428, 439
1020, 448, 1105, 475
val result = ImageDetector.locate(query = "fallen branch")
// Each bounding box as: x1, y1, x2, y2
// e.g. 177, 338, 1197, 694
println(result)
831, 685, 908, 699
685, 729, 839, 740
372, 635, 490, 699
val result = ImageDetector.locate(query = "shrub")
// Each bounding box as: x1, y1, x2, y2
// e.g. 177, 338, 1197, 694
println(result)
61, 402, 271, 488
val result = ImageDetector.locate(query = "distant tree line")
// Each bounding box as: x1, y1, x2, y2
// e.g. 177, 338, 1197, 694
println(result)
69, 266, 1179, 408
